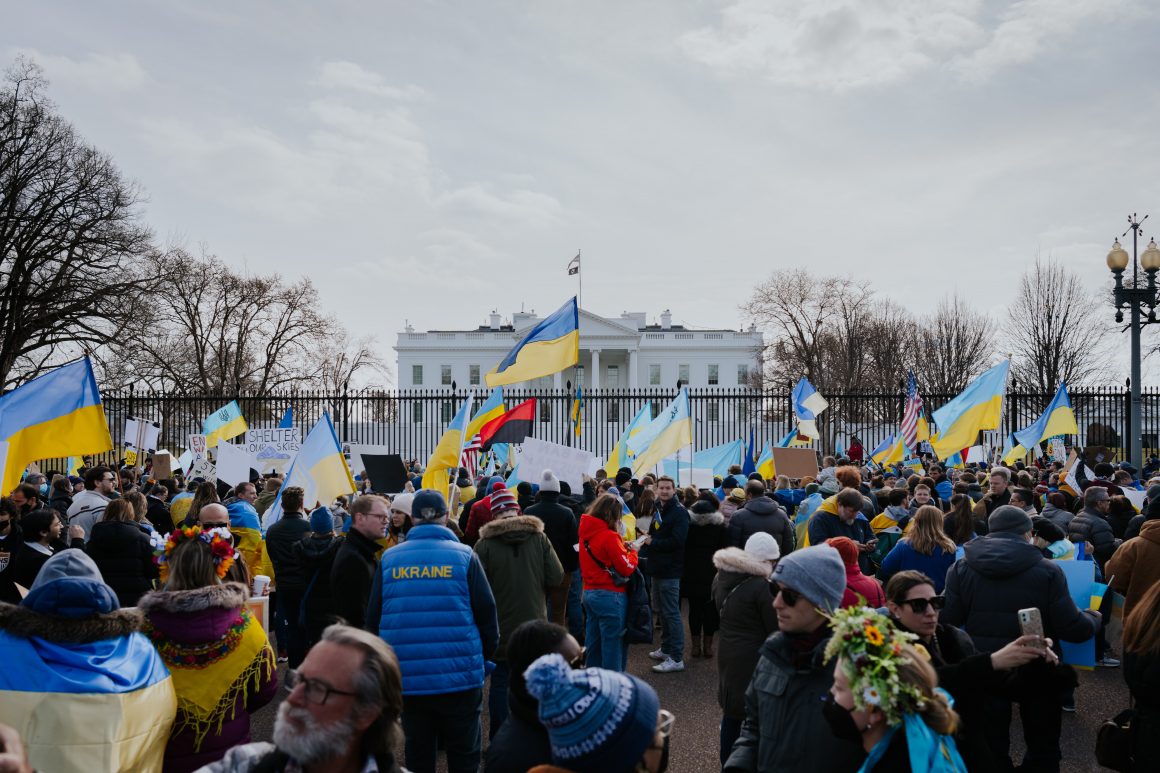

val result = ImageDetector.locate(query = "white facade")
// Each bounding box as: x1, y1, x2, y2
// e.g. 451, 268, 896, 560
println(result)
394, 309, 763, 391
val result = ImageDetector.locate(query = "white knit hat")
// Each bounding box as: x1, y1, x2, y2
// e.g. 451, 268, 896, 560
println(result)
540, 469, 561, 493
744, 531, 781, 563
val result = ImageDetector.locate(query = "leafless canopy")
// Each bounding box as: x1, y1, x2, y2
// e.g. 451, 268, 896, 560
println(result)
912, 294, 995, 394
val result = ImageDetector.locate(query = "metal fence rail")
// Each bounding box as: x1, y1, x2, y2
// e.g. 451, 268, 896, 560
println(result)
33, 384, 1156, 476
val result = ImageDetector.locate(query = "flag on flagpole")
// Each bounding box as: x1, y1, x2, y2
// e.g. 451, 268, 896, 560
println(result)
756, 442, 775, 479
278, 407, 294, 429
203, 400, 248, 448
792, 377, 828, 440
630, 388, 693, 475
930, 360, 1010, 459
1013, 382, 1079, 450
571, 386, 583, 437
460, 434, 483, 479
485, 297, 579, 387
567, 252, 580, 276
606, 404, 652, 473
900, 370, 924, 451
479, 399, 536, 450
742, 427, 756, 477
262, 413, 356, 529
421, 393, 475, 496
465, 387, 505, 440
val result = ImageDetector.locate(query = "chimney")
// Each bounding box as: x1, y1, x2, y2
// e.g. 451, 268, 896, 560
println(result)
489, 311, 501, 330
660, 309, 672, 330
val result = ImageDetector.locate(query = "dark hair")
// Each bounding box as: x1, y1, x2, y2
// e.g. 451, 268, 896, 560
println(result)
281, 486, 305, 513
745, 480, 765, 499
1010, 487, 1034, 506
189, 481, 220, 519
656, 475, 676, 488
589, 493, 624, 528
946, 494, 975, 545
885, 570, 937, 606
836, 488, 864, 510
507, 620, 570, 710
1046, 492, 1066, 509
50, 476, 72, 497
84, 466, 112, 490
0, 497, 18, 519
12, 483, 38, 502
888, 488, 909, 507
20, 509, 57, 542
166, 538, 219, 590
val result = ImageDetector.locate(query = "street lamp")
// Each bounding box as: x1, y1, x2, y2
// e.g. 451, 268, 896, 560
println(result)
1106, 213, 1160, 469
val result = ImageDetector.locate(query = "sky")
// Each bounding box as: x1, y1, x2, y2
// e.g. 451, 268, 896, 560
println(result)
7, 0, 1160, 382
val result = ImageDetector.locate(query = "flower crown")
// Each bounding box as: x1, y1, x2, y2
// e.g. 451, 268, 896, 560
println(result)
824, 606, 928, 725
153, 526, 237, 580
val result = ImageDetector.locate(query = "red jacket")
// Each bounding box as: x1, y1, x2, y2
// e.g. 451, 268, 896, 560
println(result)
841, 564, 886, 609
579, 514, 637, 593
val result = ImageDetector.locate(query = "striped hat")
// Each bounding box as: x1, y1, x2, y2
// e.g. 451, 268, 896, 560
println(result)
489, 487, 519, 516
524, 653, 659, 772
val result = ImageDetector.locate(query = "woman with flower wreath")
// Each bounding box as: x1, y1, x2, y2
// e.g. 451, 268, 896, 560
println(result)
139, 526, 278, 772
822, 606, 968, 772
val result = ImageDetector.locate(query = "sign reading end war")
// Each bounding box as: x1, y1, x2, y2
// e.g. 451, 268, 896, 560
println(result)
244, 428, 301, 474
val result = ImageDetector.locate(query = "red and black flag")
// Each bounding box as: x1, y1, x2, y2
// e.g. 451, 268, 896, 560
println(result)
479, 398, 536, 451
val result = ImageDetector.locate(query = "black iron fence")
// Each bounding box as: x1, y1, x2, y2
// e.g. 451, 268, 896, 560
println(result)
39, 384, 1160, 474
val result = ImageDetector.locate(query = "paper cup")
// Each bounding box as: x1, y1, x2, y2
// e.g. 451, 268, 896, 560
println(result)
252, 575, 270, 597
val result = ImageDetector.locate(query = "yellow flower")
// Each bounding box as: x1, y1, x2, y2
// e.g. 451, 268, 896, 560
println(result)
864, 625, 884, 647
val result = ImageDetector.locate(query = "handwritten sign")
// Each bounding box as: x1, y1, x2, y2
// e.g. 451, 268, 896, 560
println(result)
244, 428, 301, 474
518, 437, 595, 493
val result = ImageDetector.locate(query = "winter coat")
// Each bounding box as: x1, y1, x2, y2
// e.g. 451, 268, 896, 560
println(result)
483, 697, 552, 772
139, 583, 277, 773
1108, 506, 1135, 540
578, 513, 638, 593
475, 515, 565, 660
264, 512, 311, 591
807, 508, 876, 575
67, 488, 111, 540
145, 496, 173, 534
1107, 520, 1160, 618
525, 493, 580, 573
712, 548, 778, 720
292, 532, 344, 630
644, 497, 689, 579
1067, 506, 1118, 570
941, 531, 1100, 653
202, 744, 403, 773
253, 491, 277, 516
1040, 503, 1074, 532
728, 496, 794, 557
720, 498, 741, 524
877, 540, 956, 593
85, 519, 158, 608
683, 509, 728, 599
49, 491, 73, 523
971, 488, 1011, 527
329, 527, 379, 629
842, 562, 886, 608
723, 631, 865, 772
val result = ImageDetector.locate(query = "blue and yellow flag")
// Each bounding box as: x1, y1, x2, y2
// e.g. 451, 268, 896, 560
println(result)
930, 360, 1009, 459
630, 388, 692, 475
203, 400, 248, 448
871, 434, 906, 466
606, 403, 652, 473
278, 406, 294, 429
421, 393, 475, 495
756, 441, 775, 479
571, 386, 583, 437
465, 387, 505, 440
262, 412, 356, 528
1014, 381, 1078, 450
485, 297, 579, 387
0, 358, 113, 492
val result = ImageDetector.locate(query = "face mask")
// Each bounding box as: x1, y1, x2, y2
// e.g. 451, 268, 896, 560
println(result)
39, 483, 49, 496
822, 693, 863, 741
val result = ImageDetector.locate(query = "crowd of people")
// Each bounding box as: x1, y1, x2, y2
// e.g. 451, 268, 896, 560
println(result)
0, 449, 1159, 772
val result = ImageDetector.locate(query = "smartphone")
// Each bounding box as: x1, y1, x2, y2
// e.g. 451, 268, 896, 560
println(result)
1017, 608, 1045, 644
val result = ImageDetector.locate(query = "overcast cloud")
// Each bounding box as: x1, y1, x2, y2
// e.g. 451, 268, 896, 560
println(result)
6, 1, 1160, 380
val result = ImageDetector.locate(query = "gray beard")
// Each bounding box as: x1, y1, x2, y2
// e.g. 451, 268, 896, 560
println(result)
273, 702, 357, 765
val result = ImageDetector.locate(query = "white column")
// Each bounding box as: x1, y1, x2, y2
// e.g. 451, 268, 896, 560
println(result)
591, 349, 601, 390
553, 370, 562, 390
628, 349, 639, 388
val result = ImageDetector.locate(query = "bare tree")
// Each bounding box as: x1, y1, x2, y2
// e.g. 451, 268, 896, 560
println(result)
860, 299, 917, 394
316, 333, 391, 394
1004, 256, 1111, 392
912, 293, 994, 394
0, 58, 154, 389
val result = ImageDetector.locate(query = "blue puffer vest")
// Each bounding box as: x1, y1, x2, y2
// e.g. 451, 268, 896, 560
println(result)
378, 524, 483, 695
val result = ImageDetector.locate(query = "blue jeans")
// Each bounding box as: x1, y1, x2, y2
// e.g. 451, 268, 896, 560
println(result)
567, 568, 584, 642
487, 660, 509, 740
653, 577, 683, 662
583, 590, 627, 671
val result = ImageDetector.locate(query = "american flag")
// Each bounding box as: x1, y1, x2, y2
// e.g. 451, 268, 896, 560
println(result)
900, 370, 924, 451
460, 434, 483, 479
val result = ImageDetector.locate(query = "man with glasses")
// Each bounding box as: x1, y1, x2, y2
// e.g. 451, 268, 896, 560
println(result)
66, 466, 116, 541
724, 545, 864, 773
203, 624, 407, 773
331, 494, 390, 630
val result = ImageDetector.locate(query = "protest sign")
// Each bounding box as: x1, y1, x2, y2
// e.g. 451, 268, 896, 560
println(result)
215, 441, 255, 489
518, 437, 595, 492
676, 467, 715, 489
770, 447, 818, 480
124, 416, 161, 455
243, 428, 301, 474
124, 449, 138, 467
361, 454, 409, 493
187, 434, 216, 482
152, 452, 173, 480
1059, 558, 1096, 669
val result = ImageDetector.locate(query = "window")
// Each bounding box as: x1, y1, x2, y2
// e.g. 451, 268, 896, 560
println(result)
678, 364, 690, 384
469, 365, 480, 385
441, 401, 453, 422
441, 365, 452, 386
649, 364, 661, 386
412, 364, 423, 386
737, 364, 749, 385
707, 402, 719, 422
607, 365, 620, 388
576, 366, 585, 387
708, 364, 719, 385
608, 403, 620, 422
412, 403, 423, 423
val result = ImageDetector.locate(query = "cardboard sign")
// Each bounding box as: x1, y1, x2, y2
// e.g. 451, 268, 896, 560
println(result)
215, 441, 255, 489
517, 437, 596, 493
188, 434, 208, 459
245, 596, 269, 636
243, 428, 301, 474
361, 453, 410, 494
152, 452, 173, 480
770, 447, 819, 480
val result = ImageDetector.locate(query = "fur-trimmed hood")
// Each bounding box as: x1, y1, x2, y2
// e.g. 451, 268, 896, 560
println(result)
713, 547, 774, 578
0, 601, 143, 643
138, 581, 249, 615
690, 509, 725, 527
479, 514, 544, 542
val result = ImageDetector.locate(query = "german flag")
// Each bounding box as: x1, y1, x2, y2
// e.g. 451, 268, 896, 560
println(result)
480, 399, 536, 451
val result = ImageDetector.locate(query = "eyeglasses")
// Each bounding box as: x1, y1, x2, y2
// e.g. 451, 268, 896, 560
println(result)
770, 582, 801, 607
569, 648, 587, 669
657, 709, 675, 739
900, 595, 945, 614
285, 669, 357, 705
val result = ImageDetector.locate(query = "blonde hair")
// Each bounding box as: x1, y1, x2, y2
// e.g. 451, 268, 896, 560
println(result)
895, 644, 958, 735
905, 506, 955, 556
124, 491, 147, 521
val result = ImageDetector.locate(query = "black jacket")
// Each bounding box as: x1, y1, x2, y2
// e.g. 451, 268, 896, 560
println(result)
807, 510, 876, 575
682, 509, 728, 597
644, 497, 689, 579
524, 493, 580, 573
1067, 506, 1117, 570
712, 548, 778, 720
265, 513, 311, 591
85, 520, 158, 608
941, 531, 1099, 654
330, 528, 379, 629
293, 532, 345, 629
483, 699, 552, 772
48, 492, 72, 525
145, 496, 173, 534
728, 496, 794, 557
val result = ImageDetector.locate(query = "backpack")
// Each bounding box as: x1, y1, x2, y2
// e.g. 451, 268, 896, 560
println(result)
624, 568, 653, 645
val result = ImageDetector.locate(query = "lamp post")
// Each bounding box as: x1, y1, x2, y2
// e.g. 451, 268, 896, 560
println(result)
1106, 213, 1160, 469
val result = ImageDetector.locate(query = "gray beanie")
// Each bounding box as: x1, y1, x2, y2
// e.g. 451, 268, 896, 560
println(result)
770, 545, 845, 613
540, 469, 561, 494
989, 504, 1033, 535
1147, 484, 1160, 503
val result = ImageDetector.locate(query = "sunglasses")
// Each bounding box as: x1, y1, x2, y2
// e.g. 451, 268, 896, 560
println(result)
569, 648, 587, 669
770, 582, 801, 607
900, 595, 945, 614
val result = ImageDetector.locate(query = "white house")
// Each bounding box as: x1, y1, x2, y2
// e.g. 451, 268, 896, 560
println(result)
394, 308, 763, 392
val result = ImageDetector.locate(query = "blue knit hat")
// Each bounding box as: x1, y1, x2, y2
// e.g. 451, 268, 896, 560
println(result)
310, 506, 334, 534
524, 653, 660, 772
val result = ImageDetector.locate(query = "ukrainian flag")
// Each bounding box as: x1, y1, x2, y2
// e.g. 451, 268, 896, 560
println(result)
756, 441, 775, 479
1014, 382, 1079, 450
421, 393, 474, 496
605, 403, 652, 473
1001, 433, 1028, 465
630, 388, 692, 475
871, 434, 906, 466
571, 386, 583, 437
262, 412, 356, 528
930, 360, 1010, 459
203, 400, 248, 448
485, 297, 579, 387
0, 358, 113, 493
465, 387, 505, 439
